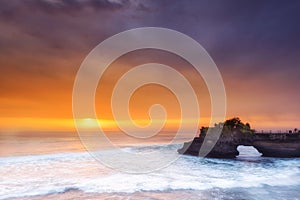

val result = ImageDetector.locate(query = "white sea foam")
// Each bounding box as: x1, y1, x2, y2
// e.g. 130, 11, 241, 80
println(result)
1, 145, 300, 199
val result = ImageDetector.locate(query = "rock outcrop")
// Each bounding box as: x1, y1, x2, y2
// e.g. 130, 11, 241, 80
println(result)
178, 118, 300, 158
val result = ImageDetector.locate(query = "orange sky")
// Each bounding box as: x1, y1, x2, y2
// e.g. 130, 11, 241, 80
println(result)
0, 49, 299, 133
0, 1, 299, 134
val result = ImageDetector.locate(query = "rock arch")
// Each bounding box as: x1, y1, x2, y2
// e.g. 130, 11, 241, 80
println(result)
178, 132, 300, 158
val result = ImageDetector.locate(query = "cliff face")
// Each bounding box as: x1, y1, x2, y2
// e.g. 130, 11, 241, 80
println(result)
178, 134, 240, 158
178, 118, 300, 158
252, 133, 300, 157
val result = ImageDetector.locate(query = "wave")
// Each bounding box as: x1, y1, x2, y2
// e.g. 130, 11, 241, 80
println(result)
1, 144, 300, 199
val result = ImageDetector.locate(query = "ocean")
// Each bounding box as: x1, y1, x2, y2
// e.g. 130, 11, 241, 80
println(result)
1, 136, 300, 200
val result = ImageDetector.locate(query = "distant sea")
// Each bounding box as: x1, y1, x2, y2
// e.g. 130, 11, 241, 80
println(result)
1, 133, 300, 200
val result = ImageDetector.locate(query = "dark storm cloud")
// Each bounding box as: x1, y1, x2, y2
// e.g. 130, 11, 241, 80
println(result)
144, 0, 300, 75
1, 0, 299, 67
0, 0, 132, 49
0, 0, 130, 17
0, 0, 299, 80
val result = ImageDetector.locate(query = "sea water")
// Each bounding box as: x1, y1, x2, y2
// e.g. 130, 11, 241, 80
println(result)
1, 143, 300, 199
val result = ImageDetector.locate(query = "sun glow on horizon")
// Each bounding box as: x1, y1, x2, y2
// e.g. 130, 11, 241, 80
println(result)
0, 116, 298, 134
0, 117, 204, 132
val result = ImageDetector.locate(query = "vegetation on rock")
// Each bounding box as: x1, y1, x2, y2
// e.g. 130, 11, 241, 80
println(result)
200, 117, 255, 138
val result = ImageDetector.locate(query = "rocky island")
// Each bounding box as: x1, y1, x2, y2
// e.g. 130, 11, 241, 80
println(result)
178, 118, 300, 158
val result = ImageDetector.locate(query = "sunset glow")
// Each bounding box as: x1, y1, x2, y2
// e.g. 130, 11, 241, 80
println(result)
0, 1, 299, 134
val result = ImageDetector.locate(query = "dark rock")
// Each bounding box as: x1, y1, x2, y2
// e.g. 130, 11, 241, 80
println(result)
178, 118, 300, 158
253, 140, 300, 157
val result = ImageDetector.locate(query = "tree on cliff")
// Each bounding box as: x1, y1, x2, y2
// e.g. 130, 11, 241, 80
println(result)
199, 117, 255, 137
221, 117, 255, 135
224, 117, 241, 130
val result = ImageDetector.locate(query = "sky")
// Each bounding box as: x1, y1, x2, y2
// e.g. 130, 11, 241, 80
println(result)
0, 0, 299, 132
